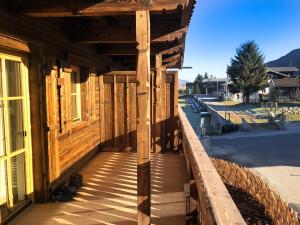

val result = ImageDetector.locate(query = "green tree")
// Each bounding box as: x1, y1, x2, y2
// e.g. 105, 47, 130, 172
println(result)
227, 41, 268, 103
203, 72, 209, 79
193, 74, 203, 94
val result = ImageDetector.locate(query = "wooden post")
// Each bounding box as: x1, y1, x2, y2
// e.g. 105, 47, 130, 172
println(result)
136, 10, 151, 225
154, 54, 163, 153
99, 75, 105, 148
125, 75, 130, 148
113, 75, 117, 146
161, 70, 167, 152
172, 71, 179, 152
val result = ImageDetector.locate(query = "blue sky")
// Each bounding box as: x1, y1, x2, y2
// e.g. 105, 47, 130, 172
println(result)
179, 0, 300, 81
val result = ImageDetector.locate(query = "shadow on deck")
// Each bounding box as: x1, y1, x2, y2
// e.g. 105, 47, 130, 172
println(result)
9, 152, 186, 225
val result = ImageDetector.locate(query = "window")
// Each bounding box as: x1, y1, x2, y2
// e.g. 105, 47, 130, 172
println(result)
70, 66, 81, 123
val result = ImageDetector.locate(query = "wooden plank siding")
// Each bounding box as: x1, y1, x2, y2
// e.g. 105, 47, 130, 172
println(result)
0, 16, 180, 202
0, 1, 197, 224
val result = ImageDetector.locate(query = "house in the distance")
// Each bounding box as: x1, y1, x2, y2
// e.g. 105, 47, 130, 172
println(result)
267, 67, 299, 79
267, 67, 300, 102
269, 78, 300, 102
201, 78, 227, 95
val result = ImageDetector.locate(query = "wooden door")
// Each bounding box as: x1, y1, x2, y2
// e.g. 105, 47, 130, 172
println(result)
0, 52, 33, 222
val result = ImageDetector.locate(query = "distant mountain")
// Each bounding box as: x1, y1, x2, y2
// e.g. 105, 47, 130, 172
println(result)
266, 49, 300, 76
179, 79, 190, 89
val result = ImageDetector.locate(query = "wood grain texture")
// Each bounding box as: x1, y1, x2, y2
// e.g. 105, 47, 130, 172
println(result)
44, 61, 60, 182
136, 10, 151, 225
178, 106, 246, 225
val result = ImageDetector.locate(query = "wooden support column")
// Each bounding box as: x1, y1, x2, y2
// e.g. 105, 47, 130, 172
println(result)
125, 75, 130, 148
136, 10, 151, 225
172, 72, 179, 152
99, 75, 105, 147
154, 54, 163, 153
160, 70, 167, 152
113, 75, 117, 146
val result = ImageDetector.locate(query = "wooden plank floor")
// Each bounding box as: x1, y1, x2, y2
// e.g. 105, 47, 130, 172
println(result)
9, 152, 186, 225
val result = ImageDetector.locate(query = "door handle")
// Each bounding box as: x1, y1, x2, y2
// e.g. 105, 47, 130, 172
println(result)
18, 131, 27, 137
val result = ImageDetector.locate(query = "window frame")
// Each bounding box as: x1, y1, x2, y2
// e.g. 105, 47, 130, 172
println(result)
70, 65, 81, 123
89, 73, 97, 122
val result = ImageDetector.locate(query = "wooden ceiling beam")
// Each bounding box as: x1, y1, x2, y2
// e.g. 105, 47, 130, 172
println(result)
17, 0, 190, 17
74, 27, 187, 44
163, 53, 181, 64
97, 43, 183, 56
164, 58, 182, 68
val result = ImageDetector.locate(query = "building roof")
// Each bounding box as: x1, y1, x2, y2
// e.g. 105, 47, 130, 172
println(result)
267, 67, 299, 73
272, 78, 300, 88
202, 78, 228, 83
267, 70, 290, 78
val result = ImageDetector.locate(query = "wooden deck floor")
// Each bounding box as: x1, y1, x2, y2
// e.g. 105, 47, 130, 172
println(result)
9, 152, 186, 225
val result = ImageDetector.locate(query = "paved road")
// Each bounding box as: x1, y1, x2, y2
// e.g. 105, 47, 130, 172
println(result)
181, 99, 300, 214
204, 125, 300, 214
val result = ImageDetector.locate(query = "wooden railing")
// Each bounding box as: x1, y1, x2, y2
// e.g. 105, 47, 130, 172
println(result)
178, 106, 246, 225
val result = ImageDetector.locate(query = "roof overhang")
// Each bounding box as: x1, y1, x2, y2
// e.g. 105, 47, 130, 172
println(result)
11, 0, 197, 69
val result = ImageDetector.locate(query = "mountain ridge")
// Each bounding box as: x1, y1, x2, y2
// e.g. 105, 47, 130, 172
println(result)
266, 49, 300, 75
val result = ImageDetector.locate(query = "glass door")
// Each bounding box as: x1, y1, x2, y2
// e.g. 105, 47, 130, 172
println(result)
0, 53, 32, 221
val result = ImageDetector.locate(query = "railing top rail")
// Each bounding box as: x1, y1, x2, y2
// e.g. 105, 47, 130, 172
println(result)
178, 106, 246, 225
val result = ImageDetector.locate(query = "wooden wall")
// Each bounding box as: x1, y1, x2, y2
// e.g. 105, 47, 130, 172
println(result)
101, 72, 137, 149
152, 71, 179, 153
0, 16, 179, 204
43, 69, 178, 189
0, 8, 113, 202
102, 71, 179, 153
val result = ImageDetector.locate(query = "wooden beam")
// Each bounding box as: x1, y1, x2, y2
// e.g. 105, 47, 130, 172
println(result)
136, 10, 151, 225
97, 43, 183, 56
18, 0, 189, 17
0, 34, 30, 52
152, 27, 187, 43
158, 43, 184, 55
164, 57, 182, 68
162, 53, 182, 64
75, 27, 187, 44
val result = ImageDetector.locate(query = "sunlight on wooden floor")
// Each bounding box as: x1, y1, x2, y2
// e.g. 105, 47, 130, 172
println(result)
9, 152, 186, 225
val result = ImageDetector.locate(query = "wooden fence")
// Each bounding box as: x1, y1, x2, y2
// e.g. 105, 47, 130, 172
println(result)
178, 106, 247, 225
211, 158, 300, 225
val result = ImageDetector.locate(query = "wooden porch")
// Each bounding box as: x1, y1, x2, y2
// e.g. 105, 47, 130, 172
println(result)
0, 1, 248, 224
9, 152, 186, 225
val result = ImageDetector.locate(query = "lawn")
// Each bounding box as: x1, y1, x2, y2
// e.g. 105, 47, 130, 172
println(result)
178, 98, 186, 107
210, 101, 300, 123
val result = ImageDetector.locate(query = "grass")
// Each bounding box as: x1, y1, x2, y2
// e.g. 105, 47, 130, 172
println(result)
278, 102, 300, 107
178, 98, 186, 107
221, 100, 241, 106
286, 114, 300, 122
